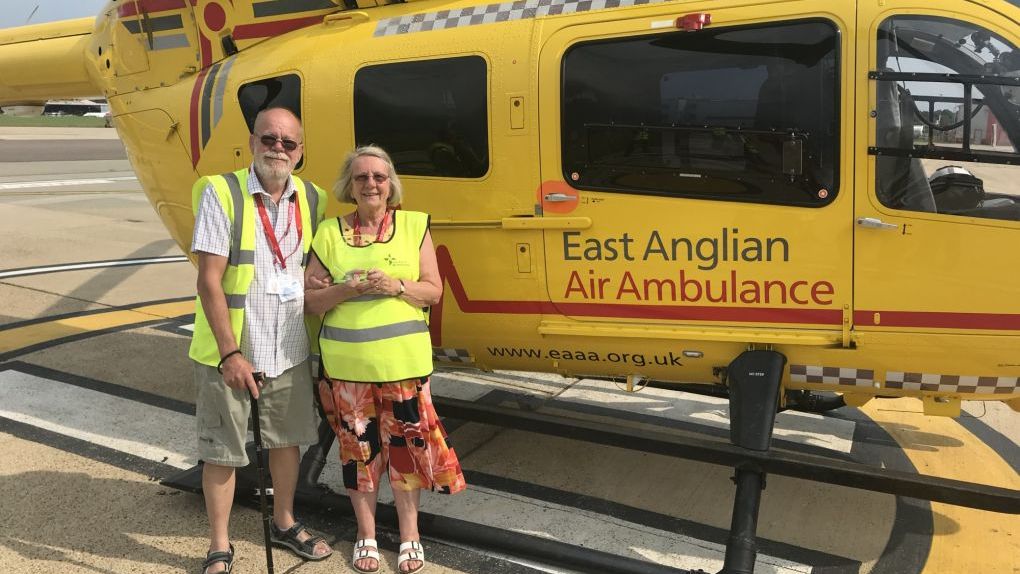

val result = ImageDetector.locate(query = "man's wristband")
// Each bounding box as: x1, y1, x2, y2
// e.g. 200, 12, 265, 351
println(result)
217, 349, 242, 373
396, 279, 406, 296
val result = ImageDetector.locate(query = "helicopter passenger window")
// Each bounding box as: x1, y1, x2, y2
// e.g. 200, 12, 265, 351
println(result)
561, 20, 839, 207
874, 16, 1020, 222
354, 56, 488, 178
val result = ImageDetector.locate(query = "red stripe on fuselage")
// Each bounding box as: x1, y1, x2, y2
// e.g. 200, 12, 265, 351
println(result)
233, 15, 323, 40
118, 0, 187, 17
199, 32, 212, 69
854, 310, 1020, 331
188, 67, 212, 168
117, 1, 135, 17
552, 303, 841, 324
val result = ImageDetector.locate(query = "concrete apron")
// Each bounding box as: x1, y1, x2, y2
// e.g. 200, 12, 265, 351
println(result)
0, 126, 123, 140
0, 433, 474, 574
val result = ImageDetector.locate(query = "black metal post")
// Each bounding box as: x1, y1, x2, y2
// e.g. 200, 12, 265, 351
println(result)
721, 466, 765, 574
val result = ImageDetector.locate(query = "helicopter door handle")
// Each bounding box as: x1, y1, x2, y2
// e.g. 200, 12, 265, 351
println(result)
543, 193, 576, 202
856, 217, 899, 230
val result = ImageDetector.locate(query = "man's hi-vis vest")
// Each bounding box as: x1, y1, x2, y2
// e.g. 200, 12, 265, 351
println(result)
188, 168, 327, 367
318, 210, 432, 383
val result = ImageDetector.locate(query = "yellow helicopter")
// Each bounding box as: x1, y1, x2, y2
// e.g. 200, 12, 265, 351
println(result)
2, 1, 1018, 570
3, 0, 1018, 420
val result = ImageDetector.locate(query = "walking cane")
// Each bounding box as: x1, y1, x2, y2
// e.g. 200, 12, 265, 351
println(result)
250, 372, 275, 574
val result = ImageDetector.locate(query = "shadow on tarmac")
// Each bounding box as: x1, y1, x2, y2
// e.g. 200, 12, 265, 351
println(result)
870, 422, 966, 452
38, 239, 180, 316
0, 471, 210, 572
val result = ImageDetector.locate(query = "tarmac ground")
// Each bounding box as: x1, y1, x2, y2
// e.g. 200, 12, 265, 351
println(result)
0, 127, 1017, 574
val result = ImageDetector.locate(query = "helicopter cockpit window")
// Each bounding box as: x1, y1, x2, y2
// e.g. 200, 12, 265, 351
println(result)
354, 56, 488, 178
238, 74, 302, 134
874, 16, 1020, 221
561, 20, 839, 207
238, 74, 303, 169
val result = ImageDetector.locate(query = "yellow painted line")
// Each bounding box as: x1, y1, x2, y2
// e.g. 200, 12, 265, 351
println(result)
862, 399, 1020, 574
0, 301, 193, 355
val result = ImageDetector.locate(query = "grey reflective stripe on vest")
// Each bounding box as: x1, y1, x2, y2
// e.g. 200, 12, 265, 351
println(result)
226, 294, 247, 309
300, 178, 320, 237
321, 320, 429, 343
223, 172, 255, 266
347, 294, 392, 303
300, 178, 318, 267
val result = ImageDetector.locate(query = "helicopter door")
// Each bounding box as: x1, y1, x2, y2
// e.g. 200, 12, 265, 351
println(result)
854, 5, 1020, 404
538, 14, 851, 343
348, 47, 545, 364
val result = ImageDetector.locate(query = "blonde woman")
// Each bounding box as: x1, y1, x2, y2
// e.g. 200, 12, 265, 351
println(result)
304, 145, 466, 574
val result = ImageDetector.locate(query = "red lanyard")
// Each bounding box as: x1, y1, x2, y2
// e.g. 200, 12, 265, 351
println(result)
255, 193, 302, 269
352, 209, 391, 245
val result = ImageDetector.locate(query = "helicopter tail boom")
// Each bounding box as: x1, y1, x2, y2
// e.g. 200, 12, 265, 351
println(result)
0, 18, 98, 106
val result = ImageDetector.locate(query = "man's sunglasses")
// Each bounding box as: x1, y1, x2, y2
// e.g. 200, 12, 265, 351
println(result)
258, 134, 301, 152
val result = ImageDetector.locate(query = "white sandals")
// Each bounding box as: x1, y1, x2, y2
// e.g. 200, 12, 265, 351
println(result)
351, 538, 380, 574
351, 538, 424, 573
397, 540, 426, 574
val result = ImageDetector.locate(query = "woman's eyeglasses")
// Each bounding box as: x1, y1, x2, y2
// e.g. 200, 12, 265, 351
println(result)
259, 134, 301, 152
354, 173, 389, 185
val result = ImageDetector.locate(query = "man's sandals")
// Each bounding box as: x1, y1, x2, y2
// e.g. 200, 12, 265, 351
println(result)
269, 521, 333, 561
201, 543, 234, 574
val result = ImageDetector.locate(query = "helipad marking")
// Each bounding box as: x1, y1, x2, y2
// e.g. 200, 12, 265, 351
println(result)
0, 300, 194, 356
0, 256, 188, 279
862, 399, 1020, 574
0, 176, 138, 190
0, 370, 195, 469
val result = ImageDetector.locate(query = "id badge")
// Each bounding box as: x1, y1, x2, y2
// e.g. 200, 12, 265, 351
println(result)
278, 275, 302, 302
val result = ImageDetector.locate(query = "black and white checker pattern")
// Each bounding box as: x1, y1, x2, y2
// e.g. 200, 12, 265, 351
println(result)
433, 347, 474, 363
789, 364, 875, 387
886, 372, 1019, 395
375, 0, 675, 37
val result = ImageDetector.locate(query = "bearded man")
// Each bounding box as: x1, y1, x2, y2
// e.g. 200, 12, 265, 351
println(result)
189, 107, 333, 573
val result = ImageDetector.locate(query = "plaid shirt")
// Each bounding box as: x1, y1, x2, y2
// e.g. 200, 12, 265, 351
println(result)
191, 166, 308, 377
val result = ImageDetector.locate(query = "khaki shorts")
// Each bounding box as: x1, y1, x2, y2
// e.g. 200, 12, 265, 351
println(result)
194, 359, 320, 467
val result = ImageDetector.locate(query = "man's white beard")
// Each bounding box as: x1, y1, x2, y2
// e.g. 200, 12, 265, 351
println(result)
253, 153, 292, 185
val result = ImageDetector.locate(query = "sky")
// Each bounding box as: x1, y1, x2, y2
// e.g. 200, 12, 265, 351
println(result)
0, 1, 109, 30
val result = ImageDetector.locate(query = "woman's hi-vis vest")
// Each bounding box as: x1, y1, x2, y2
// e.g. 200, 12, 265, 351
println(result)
317, 210, 432, 383
188, 168, 327, 367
